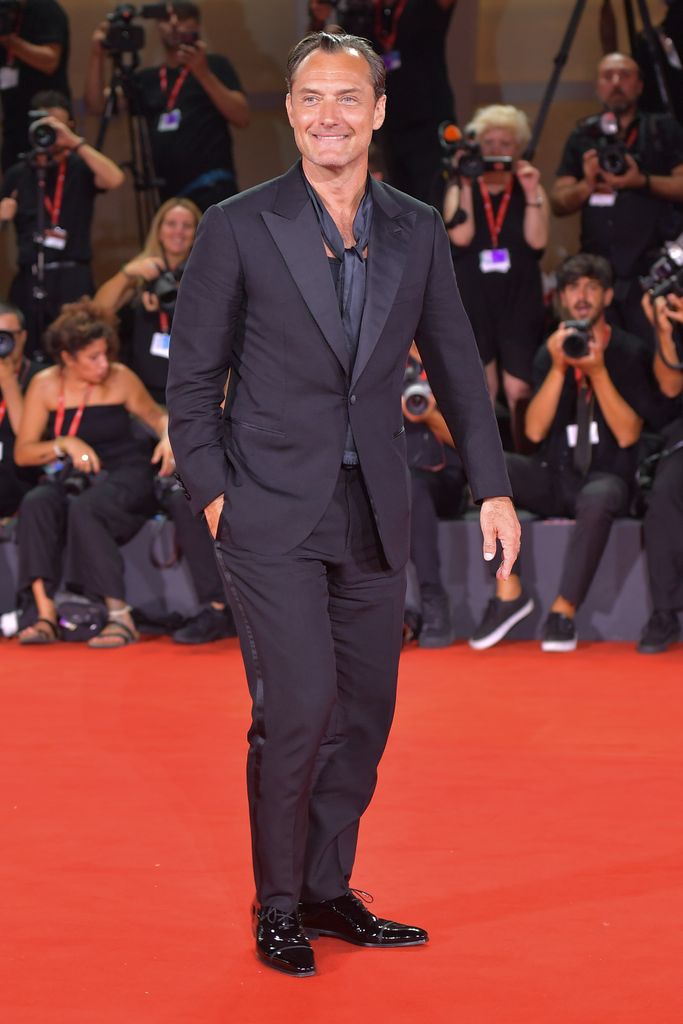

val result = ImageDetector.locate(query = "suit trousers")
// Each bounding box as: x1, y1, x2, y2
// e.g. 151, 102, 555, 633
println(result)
213, 466, 407, 912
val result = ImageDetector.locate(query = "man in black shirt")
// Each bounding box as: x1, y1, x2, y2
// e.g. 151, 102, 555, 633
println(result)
469, 253, 675, 653
85, 2, 250, 211
551, 53, 683, 343
0, 0, 70, 172
0, 91, 124, 356
0, 302, 41, 517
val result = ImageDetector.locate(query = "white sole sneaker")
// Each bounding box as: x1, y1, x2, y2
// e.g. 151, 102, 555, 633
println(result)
540, 636, 578, 653
468, 598, 535, 651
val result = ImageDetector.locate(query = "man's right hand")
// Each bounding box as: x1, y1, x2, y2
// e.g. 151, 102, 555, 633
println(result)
581, 148, 602, 192
0, 193, 18, 223
204, 494, 225, 539
546, 324, 571, 372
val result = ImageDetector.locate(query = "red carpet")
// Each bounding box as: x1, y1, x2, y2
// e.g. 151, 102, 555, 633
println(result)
1, 638, 682, 1023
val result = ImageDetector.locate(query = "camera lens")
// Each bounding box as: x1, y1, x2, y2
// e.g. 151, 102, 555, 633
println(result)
562, 331, 590, 359
28, 119, 57, 152
0, 330, 16, 359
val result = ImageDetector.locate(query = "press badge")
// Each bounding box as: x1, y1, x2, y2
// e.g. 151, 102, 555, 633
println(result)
566, 422, 599, 447
157, 109, 181, 132
43, 227, 68, 250
589, 191, 616, 207
382, 50, 402, 71
479, 248, 511, 274
150, 332, 171, 358
0, 66, 19, 90
0, 442, 4, 462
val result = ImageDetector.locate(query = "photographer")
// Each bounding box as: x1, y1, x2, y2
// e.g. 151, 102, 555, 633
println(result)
0, 90, 125, 356
469, 254, 669, 653
0, 0, 70, 171
404, 346, 466, 647
444, 105, 549, 451
637, 289, 683, 653
550, 52, 683, 343
13, 298, 173, 648
84, 1, 249, 211
0, 302, 41, 518
95, 197, 236, 645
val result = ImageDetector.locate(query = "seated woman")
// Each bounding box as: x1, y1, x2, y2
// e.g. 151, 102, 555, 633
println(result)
13, 298, 173, 648
94, 197, 201, 405
443, 105, 549, 451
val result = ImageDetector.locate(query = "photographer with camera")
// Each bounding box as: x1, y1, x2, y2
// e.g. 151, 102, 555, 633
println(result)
85, 2, 249, 211
636, 287, 683, 653
0, 301, 42, 519
94, 196, 236, 645
469, 253, 669, 653
444, 105, 549, 452
0, 0, 69, 171
403, 345, 466, 647
12, 297, 173, 648
551, 53, 683, 343
0, 90, 125, 357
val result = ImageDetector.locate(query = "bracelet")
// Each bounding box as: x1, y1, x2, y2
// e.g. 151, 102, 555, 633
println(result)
72, 138, 86, 152
120, 264, 134, 279
526, 194, 543, 207
642, 173, 651, 193
53, 441, 66, 458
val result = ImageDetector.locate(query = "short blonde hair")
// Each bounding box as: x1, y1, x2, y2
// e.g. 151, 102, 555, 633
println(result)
466, 105, 531, 150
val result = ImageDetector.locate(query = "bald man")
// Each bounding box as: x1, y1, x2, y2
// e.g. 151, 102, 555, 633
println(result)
551, 53, 683, 344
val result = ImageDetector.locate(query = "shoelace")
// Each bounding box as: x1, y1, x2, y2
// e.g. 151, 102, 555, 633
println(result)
262, 907, 297, 929
348, 888, 374, 906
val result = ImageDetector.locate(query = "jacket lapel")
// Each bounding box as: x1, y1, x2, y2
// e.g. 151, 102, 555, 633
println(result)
262, 165, 350, 376
351, 178, 415, 388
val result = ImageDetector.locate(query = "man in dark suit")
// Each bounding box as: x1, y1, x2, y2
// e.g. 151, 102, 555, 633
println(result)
167, 31, 519, 978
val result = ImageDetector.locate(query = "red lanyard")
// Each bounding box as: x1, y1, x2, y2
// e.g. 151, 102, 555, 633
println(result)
43, 160, 67, 228
625, 124, 638, 149
478, 177, 514, 249
54, 386, 90, 440
573, 369, 592, 397
159, 66, 190, 110
374, 0, 409, 52
159, 311, 170, 333
0, 359, 28, 429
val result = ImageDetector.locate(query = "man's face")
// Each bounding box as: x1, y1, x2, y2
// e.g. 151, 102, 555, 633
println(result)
158, 12, 200, 50
596, 55, 643, 113
0, 313, 26, 365
286, 49, 386, 175
561, 276, 612, 324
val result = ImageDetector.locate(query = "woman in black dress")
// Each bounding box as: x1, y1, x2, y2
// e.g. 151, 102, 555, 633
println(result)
14, 298, 174, 647
444, 105, 549, 450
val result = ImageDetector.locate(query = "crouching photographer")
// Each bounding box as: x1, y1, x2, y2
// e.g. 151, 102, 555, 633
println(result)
0, 302, 41, 520
637, 286, 683, 654
13, 298, 173, 648
404, 347, 467, 647
94, 199, 237, 644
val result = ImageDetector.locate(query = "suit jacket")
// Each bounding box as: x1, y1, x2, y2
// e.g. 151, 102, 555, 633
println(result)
166, 162, 510, 569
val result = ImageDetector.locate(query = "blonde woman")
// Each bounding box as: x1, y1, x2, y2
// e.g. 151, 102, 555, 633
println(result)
444, 105, 549, 450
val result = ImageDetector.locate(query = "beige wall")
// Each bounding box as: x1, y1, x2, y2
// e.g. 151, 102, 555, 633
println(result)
0, 0, 647, 295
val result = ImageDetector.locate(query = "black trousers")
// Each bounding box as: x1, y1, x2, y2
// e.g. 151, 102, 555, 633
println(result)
17, 466, 155, 601
213, 467, 406, 911
502, 454, 630, 608
410, 452, 466, 590
643, 421, 683, 611
10, 264, 94, 359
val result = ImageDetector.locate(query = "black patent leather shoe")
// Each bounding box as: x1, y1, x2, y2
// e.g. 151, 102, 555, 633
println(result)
252, 904, 316, 977
299, 890, 428, 947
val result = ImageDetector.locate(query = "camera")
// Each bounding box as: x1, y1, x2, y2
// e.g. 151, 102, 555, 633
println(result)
439, 123, 513, 180
27, 109, 57, 153
0, 0, 21, 37
324, 0, 374, 38
403, 357, 436, 419
102, 3, 172, 56
580, 112, 629, 176
562, 319, 592, 359
148, 264, 185, 314
640, 235, 683, 300
42, 456, 92, 497
0, 329, 15, 359
153, 472, 182, 505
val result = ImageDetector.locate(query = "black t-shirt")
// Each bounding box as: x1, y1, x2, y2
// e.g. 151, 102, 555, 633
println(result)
555, 112, 683, 278
0, 153, 98, 266
373, 0, 455, 132
118, 298, 169, 406
532, 326, 677, 482
0, 357, 42, 505
0, 0, 70, 167
133, 55, 242, 199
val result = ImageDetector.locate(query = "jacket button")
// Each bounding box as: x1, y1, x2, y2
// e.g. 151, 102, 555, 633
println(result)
349, 394, 357, 405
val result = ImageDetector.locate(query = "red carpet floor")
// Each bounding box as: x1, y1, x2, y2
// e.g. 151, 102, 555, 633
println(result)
1, 638, 682, 1023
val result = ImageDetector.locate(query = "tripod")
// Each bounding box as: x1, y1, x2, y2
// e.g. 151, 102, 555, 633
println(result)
524, 0, 675, 161
96, 47, 160, 245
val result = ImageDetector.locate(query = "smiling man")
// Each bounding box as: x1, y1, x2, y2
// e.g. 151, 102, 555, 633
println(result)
166, 31, 518, 978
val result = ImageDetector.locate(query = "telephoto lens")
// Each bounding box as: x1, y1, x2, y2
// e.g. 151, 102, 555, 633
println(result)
28, 118, 57, 152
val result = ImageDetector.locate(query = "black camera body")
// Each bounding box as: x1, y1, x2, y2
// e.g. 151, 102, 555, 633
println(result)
640, 236, 683, 300
0, 329, 15, 359
149, 264, 185, 314
580, 112, 630, 176
439, 123, 513, 180
562, 319, 592, 359
43, 456, 92, 497
103, 3, 172, 55
0, 0, 21, 36
403, 357, 435, 419
27, 109, 57, 153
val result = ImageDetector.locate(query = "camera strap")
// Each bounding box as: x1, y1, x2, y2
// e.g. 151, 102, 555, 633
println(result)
374, 0, 409, 52
43, 160, 67, 228
54, 385, 91, 440
0, 358, 29, 429
159, 66, 190, 110
158, 311, 170, 334
478, 178, 514, 248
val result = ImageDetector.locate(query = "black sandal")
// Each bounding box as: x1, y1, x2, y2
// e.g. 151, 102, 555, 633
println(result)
87, 619, 138, 649
19, 617, 61, 646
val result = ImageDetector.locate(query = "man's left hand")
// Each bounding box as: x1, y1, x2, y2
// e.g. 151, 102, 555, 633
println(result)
601, 154, 647, 192
480, 496, 521, 580
178, 39, 210, 80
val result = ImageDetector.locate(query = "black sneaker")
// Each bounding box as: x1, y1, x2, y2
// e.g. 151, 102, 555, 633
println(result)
540, 612, 577, 652
637, 610, 681, 654
172, 605, 237, 645
419, 586, 454, 648
469, 593, 534, 650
